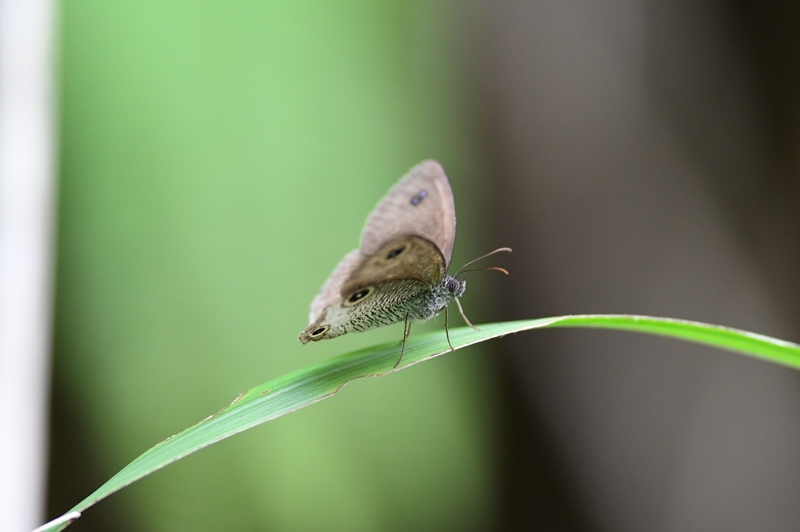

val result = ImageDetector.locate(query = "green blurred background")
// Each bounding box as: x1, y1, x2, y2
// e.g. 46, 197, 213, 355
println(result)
51, 2, 499, 530
48, 2, 800, 531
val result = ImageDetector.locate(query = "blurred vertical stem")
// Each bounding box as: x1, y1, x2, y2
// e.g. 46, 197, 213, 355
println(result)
0, 0, 58, 530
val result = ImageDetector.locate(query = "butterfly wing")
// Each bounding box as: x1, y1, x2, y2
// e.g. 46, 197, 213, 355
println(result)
300, 160, 456, 344
299, 278, 430, 343
308, 249, 362, 324
300, 235, 446, 343
341, 235, 445, 295
360, 160, 456, 267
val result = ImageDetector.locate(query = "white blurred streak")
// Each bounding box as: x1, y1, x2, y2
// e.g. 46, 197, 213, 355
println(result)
0, 0, 57, 530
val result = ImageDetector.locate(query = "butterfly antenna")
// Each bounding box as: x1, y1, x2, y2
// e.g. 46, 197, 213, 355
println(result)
452, 247, 511, 332
454, 247, 512, 277
458, 266, 509, 276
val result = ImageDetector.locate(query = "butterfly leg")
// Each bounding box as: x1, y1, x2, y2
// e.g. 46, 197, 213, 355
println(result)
394, 314, 412, 369
455, 297, 479, 330
444, 305, 455, 351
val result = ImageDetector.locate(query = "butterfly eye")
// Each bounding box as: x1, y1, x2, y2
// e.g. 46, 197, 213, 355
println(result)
344, 286, 375, 306
386, 245, 407, 259
309, 325, 329, 338
445, 278, 461, 294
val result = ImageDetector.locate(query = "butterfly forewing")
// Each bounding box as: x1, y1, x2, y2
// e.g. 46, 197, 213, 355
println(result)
360, 160, 456, 267
340, 235, 446, 298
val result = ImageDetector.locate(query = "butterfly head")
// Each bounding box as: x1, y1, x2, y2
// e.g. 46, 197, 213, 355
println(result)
444, 276, 466, 299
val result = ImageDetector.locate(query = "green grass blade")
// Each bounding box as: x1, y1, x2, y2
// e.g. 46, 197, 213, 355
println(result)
547, 315, 800, 369
40, 314, 800, 532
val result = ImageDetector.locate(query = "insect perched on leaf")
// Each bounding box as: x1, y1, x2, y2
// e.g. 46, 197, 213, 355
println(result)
299, 160, 510, 367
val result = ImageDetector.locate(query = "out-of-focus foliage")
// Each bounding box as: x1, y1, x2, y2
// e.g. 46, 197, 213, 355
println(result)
52, 2, 497, 530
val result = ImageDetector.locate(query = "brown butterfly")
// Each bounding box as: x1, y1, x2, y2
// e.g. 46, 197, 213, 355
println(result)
299, 160, 510, 367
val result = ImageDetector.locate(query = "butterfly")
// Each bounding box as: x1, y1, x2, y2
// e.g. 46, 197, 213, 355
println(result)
299, 160, 510, 367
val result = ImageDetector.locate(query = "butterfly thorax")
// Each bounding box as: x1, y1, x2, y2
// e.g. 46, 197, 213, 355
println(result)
409, 275, 465, 321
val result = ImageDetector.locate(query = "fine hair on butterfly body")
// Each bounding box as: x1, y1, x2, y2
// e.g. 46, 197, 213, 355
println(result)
299, 160, 510, 367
